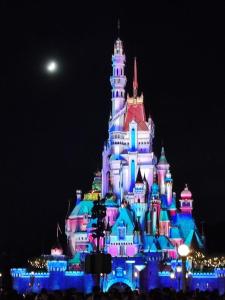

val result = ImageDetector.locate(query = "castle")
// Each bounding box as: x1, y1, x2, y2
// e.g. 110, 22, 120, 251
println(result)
11, 36, 225, 294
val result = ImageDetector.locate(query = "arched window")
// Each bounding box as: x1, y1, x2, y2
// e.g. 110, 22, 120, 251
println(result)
118, 221, 126, 240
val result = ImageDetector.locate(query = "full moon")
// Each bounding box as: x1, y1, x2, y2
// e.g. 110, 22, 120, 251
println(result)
46, 60, 58, 73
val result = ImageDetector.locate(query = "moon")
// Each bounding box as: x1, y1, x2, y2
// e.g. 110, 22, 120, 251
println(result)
46, 60, 58, 73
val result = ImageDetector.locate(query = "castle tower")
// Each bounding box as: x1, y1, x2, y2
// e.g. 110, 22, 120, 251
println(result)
131, 168, 148, 229
103, 49, 155, 200
134, 168, 145, 203
110, 38, 127, 120
159, 209, 170, 236
157, 147, 169, 195
102, 38, 127, 199
165, 169, 173, 206
150, 180, 161, 235
123, 58, 155, 193
179, 184, 193, 214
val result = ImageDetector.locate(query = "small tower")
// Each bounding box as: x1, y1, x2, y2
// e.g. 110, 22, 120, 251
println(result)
51, 224, 63, 256
165, 169, 173, 207
131, 168, 148, 230
76, 190, 82, 205
168, 192, 177, 217
179, 184, 193, 214
157, 147, 170, 195
159, 210, 170, 236
110, 38, 127, 119
150, 180, 161, 236
134, 168, 145, 203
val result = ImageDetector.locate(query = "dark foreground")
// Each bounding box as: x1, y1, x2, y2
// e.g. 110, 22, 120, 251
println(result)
0, 287, 225, 300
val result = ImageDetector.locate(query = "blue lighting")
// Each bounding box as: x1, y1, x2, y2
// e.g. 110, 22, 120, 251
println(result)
131, 128, 136, 150
130, 159, 135, 191
10, 33, 225, 296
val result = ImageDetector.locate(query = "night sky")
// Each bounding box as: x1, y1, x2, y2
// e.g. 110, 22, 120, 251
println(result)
1, 1, 225, 265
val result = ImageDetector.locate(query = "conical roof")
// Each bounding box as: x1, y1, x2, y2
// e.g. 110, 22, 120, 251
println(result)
136, 168, 143, 183
158, 147, 168, 165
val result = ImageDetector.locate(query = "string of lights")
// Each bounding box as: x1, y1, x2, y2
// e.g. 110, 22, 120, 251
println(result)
28, 257, 47, 270
190, 251, 225, 269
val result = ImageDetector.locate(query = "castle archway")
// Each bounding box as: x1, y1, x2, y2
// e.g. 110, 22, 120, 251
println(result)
104, 278, 134, 292
109, 282, 131, 293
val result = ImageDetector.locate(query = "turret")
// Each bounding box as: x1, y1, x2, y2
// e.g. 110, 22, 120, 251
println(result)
159, 210, 170, 236
76, 190, 82, 205
150, 180, 161, 235
168, 192, 177, 217
131, 168, 148, 230
134, 168, 146, 203
157, 147, 170, 194
110, 38, 127, 118
51, 240, 63, 256
179, 184, 193, 214
165, 169, 173, 206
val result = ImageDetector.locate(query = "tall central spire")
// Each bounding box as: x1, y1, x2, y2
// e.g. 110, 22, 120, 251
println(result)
133, 57, 138, 98
110, 36, 127, 118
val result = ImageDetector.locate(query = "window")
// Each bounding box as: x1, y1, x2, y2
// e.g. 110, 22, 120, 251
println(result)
118, 227, 125, 240
119, 245, 125, 256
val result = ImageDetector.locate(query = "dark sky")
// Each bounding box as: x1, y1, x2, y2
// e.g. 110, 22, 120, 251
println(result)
0, 1, 225, 263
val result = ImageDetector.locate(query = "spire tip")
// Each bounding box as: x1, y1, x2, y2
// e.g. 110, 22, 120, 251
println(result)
133, 57, 138, 98
117, 19, 120, 38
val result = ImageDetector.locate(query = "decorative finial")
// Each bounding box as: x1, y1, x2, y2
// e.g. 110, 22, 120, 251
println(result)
133, 57, 138, 98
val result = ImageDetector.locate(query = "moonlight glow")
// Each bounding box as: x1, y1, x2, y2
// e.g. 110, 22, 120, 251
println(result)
46, 61, 58, 73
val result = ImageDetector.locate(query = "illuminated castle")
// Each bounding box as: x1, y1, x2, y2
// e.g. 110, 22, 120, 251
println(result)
11, 37, 225, 294
65, 37, 203, 260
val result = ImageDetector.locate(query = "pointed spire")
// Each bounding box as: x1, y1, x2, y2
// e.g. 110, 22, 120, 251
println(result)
133, 57, 138, 98
136, 167, 143, 183
158, 146, 168, 165
117, 18, 120, 38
